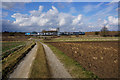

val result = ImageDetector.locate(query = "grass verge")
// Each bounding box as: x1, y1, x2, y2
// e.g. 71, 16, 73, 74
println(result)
29, 42, 50, 78
47, 43, 98, 78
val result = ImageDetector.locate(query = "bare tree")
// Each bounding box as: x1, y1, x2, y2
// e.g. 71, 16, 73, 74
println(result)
95, 31, 99, 35
101, 26, 109, 37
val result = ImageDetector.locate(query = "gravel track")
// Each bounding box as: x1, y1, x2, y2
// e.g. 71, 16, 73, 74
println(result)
9, 44, 38, 78
9, 42, 72, 78
41, 43, 72, 78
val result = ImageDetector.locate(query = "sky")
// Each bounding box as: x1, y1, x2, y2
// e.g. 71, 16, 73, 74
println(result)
1, 2, 119, 32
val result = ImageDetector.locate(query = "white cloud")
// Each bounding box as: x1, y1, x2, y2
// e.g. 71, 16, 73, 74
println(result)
88, 25, 95, 28
72, 27, 75, 30
46, 6, 58, 15
58, 18, 65, 26
72, 14, 82, 25
105, 24, 109, 28
11, 5, 83, 31
104, 20, 107, 24
38, 18, 49, 26
108, 16, 118, 25
11, 13, 30, 26
39, 5, 43, 11
98, 16, 118, 31
29, 6, 43, 16
85, 15, 118, 32
8, 3, 118, 32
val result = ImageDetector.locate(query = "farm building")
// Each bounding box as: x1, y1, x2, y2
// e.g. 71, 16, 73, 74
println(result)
25, 32, 39, 36
41, 28, 60, 36
25, 28, 59, 36
42, 30, 58, 36
25, 28, 86, 36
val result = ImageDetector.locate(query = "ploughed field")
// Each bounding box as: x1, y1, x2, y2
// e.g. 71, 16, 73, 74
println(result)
46, 41, 118, 78
2, 36, 30, 41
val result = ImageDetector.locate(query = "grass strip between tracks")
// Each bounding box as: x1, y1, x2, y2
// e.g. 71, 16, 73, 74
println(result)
47, 43, 98, 78
29, 42, 50, 78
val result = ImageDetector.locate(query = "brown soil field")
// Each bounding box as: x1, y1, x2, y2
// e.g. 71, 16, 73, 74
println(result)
46, 41, 119, 78
2, 36, 30, 41
85, 31, 119, 36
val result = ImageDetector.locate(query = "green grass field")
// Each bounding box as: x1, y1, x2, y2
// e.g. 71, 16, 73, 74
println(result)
46, 37, 119, 42
2, 41, 25, 53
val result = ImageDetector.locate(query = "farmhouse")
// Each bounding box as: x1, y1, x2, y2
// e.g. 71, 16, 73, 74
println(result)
42, 30, 58, 36
41, 28, 60, 36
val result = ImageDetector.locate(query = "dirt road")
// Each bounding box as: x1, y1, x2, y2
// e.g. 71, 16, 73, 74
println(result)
9, 44, 38, 78
41, 43, 72, 78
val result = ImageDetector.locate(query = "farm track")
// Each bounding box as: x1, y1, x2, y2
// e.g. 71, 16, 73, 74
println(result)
5, 41, 72, 78
41, 42, 72, 78
9, 44, 38, 78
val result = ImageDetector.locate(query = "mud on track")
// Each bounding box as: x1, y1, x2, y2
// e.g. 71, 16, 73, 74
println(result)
46, 41, 119, 78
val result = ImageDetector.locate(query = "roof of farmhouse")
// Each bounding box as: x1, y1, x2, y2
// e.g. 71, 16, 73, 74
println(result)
42, 30, 57, 33
42, 28, 58, 33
